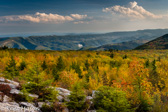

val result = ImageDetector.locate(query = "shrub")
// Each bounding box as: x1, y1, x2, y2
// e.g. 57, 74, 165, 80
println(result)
93, 86, 130, 112
66, 83, 88, 112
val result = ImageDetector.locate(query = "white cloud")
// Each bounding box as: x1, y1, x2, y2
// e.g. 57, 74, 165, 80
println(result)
103, 1, 163, 19
0, 12, 88, 24
71, 14, 87, 20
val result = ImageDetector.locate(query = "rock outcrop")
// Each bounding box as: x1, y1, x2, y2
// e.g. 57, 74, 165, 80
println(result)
0, 77, 96, 112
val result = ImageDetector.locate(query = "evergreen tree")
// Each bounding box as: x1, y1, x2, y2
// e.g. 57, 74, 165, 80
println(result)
71, 62, 82, 79
93, 86, 130, 112
85, 60, 89, 70
110, 53, 114, 58
52, 67, 59, 81
145, 59, 149, 68
150, 59, 165, 91
66, 83, 87, 112
56, 56, 65, 71
41, 60, 47, 70
19, 60, 26, 71
5, 56, 19, 79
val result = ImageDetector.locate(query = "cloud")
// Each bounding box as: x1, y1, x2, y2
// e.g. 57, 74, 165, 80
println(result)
103, 1, 162, 19
74, 21, 89, 24
0, 12, 88, 24
71, 14, 87, 20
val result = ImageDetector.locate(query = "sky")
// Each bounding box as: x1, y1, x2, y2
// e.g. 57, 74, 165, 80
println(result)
1, 0, 168, 35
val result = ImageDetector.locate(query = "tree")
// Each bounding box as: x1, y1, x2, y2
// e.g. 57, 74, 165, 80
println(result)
93, 86, 130, 112
110, 53, 114, 58
144, 59, 149, 68
5, 56, 19, 79
71, 62, 82, 79
41, 60, 47, 70
52, 56, 65, 81
150, 59, 165, 91
19, 60, 26, 71
56, 56, 65, 71
52, 67, 59, 81
85, 60, 90, 70
66, 83, 87, 112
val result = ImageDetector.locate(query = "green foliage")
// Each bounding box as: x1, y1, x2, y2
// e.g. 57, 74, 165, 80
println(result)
93, 86, 130, 112
85, 60, 90, 70
41, 60, 47, 70
52, 66, 59, 81
5, 56, 19, 79
123, 54, 127, 59
144, 59, 149, 68
110, 53, 114, 58
41, 104, 55, 112
149, 59, 165, 91
23, 80, 57, 102
66, 83, 87, 112
136, 99, 151, 112
109, 60, 122, 68
19, 60, 26, 71
71, 62, 82, 79
56, 56, 65, 71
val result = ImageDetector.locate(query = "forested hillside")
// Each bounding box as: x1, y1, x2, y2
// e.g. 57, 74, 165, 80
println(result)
1, 29, 168, 50
0, 48, 168, 111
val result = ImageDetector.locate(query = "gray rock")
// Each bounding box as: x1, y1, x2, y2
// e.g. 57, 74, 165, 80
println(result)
86, 96, 93, 100
0, 102, 41, 112
87, 110, 96, 112
56, 87, 70, 94
28, 94, 39, 99
92, 90, 96, 97
56, 87, 71, 102
3, 95, 12, 102
57, 95, 63, 102
38, 102, 45, 108
10, 89, 21, 94
6, 79, 20, 87
10, 89, 39, 99
0, 82, 17, 89
19, 102, 41, 112
0, 77, 5, 82
8, 102, 19, 106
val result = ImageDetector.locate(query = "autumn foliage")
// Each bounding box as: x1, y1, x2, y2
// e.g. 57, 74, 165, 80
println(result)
1, 49, 168, 111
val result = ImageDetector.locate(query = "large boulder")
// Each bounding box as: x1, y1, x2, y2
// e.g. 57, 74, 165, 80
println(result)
6, 79, 20, 87
10, 89, 39, 99
0, 102, 41, 112
19, 102, 41, 112
56, 87, 71, 102
3, 95, 12, 102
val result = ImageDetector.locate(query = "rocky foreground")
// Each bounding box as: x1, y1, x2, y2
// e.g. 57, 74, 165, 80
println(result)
0, 77, 95, 112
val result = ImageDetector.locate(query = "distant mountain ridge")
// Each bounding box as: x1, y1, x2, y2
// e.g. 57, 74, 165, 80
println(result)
135, 34, 168, 50
1, 29, 168, 50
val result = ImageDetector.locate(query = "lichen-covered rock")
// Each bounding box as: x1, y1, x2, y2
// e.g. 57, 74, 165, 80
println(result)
6, 79, 20, 88
10, 89, 39, 99
3, 95, 12, 102
38, 102, 45, 108
86, 96, 93, 100
19, 102, 41, 112
0, 102, 41, 112
0, 82, 17, 89
56, 87, 70, 94
0, 77, 5, 82
56, 87, 71, 102
57, 95, 64, 102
